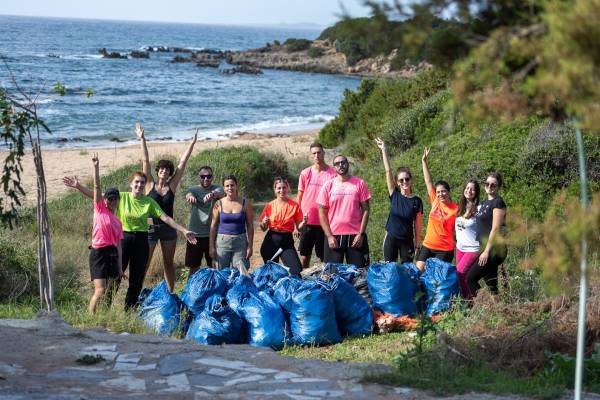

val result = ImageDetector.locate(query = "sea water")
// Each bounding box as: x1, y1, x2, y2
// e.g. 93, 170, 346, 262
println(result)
0, 15, 360, 148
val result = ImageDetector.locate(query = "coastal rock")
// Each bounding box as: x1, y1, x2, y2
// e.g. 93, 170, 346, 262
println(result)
130, 50, 150, 59
98, 48, 127, 59
219, 64, 263, 75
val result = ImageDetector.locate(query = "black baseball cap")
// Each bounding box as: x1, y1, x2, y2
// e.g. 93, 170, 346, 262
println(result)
104, 187, 120, 199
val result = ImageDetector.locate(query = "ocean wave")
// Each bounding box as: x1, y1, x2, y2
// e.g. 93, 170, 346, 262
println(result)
199, 114, 334, 138
61, 54, 104, 60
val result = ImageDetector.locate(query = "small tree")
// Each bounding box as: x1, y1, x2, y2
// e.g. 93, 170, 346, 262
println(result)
0, 85, 54, 312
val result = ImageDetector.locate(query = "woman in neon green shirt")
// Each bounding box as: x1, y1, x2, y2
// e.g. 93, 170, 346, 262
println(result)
117, 171, 196, 309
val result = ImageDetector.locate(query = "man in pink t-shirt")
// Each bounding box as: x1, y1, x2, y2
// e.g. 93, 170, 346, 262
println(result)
297, 142, 337, 268
317, 154, 371, 268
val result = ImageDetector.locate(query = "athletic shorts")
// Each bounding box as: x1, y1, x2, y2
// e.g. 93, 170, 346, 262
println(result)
416, 245, 454, 264
148, 223, 177, 243
185, 237, 211, 268
89, 245, 119, 281
298, 224, 325, 260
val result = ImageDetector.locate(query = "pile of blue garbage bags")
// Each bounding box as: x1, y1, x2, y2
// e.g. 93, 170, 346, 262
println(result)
138, 258, 460, 349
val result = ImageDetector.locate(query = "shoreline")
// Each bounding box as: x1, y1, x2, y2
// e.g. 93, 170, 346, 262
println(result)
2, 129, 318, 205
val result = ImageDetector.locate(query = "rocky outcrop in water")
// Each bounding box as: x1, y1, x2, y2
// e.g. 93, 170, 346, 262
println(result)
99, 48, 127, 59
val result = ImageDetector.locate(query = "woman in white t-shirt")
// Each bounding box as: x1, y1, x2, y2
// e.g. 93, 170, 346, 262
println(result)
455, 180, 480, 299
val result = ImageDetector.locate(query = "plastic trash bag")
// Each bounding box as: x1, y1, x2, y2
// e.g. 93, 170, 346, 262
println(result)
322, 263, 371, 305
367, 262, 421, 317
226, 275, 259, 313
139, 280, 181, 336
329, 275, 373, 336
272, 276, 302, 313
237, 291, 288, 350
421, 258, 460, 316
180, 268, 228, 315
186, 294, 245, 345
218, 268, 240, 284
251, 261, 289, 291
290, 280, 341, 346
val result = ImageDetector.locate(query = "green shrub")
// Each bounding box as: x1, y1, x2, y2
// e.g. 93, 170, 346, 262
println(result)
307, 46, 324, 58
0, 234, 37, 301
420, 24, 470, 67
381, 90, 451, 153
319, 79, 377, 147
284, 38, 312, 52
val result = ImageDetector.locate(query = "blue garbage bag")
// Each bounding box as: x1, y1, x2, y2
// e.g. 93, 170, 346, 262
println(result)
236, 291, 288, 349
421, 258, 460, 316
367, 262, 421, 317
226, 275, 259, 314
139, 281, 181, 336
329, 275, 372, 337
180, 268, 228, 315
251, 261, 289, 291
218, 268, 240, 285
290, 280, 341, 346
322, 263, 360, 283
272, 276, 302, 312
186, 294, 245, 345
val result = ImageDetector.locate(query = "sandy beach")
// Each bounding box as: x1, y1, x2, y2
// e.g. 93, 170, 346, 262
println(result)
4, 130, 318, 205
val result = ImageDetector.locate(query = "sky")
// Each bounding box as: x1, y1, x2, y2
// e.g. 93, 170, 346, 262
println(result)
0, 0, 372, 27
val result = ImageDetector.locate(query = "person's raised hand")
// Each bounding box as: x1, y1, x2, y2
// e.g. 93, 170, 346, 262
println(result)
63, 176, 80, 189
192, 128, 199, 143
92, 153, 99, 167
186, 193, 197, 204
135, 122, 145, 139
375, 137, 386, 151
422, 147, 430, 162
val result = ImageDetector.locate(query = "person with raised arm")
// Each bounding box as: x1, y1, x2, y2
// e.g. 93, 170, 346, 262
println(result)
467, 172, 508, 296
317, 155, 371, 268
209, 175, 254, 274
136, 122, 197, 292
184, 166, 224, 276
259, 176, 307, 276
63, 154, 123, 314
375, 137, 423, 263
415, 147, 458, 271
297, 142, 336, 269
65, 167, 197, 310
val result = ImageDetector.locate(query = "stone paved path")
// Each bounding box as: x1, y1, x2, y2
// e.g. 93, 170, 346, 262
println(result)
0, 313, 542, 399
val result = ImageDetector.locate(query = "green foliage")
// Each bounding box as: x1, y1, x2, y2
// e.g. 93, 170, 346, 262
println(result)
420, 24, 470, 67
380, 90, 451, 153
319, 79, 377, 147
52, 82, 67, 96
307, 46, 324, 58
321, 69, 450, 160
283, 38, 311, 52
0, 234, 37, 301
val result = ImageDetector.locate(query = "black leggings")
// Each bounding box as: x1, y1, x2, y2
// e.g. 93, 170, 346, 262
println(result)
467, 246, 507, 295
260, 230, 302, 276
121, 231, 150, 310
383, 233, 415, 263
323, 234, 370, 268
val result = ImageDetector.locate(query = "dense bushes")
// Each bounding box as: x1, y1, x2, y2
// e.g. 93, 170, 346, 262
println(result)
307, 46, 324, 58
284, 38, 311, 52
0, 235, 37, 301
319, 69, 450, 157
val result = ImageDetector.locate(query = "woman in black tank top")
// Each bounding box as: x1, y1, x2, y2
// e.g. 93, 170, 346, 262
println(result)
136, 123, 197, 292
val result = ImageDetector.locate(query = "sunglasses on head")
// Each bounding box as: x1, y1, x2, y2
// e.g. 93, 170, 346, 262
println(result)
199, 174, 213, 180
333, 160, 348, 167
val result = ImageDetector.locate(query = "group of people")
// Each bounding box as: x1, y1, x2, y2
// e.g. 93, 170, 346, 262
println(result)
65, 125, 507, 314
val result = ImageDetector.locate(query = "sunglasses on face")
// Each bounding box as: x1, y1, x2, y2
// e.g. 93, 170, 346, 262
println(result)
199, 174, 213, 180
106, 196, 119, 202
398, 178, 411, 183
484, 182, 497, 188
333, 160, 348, 167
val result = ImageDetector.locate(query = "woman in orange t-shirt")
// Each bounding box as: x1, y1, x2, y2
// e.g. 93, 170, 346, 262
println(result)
259, 177, 307, 275
415, 148, 458, 271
